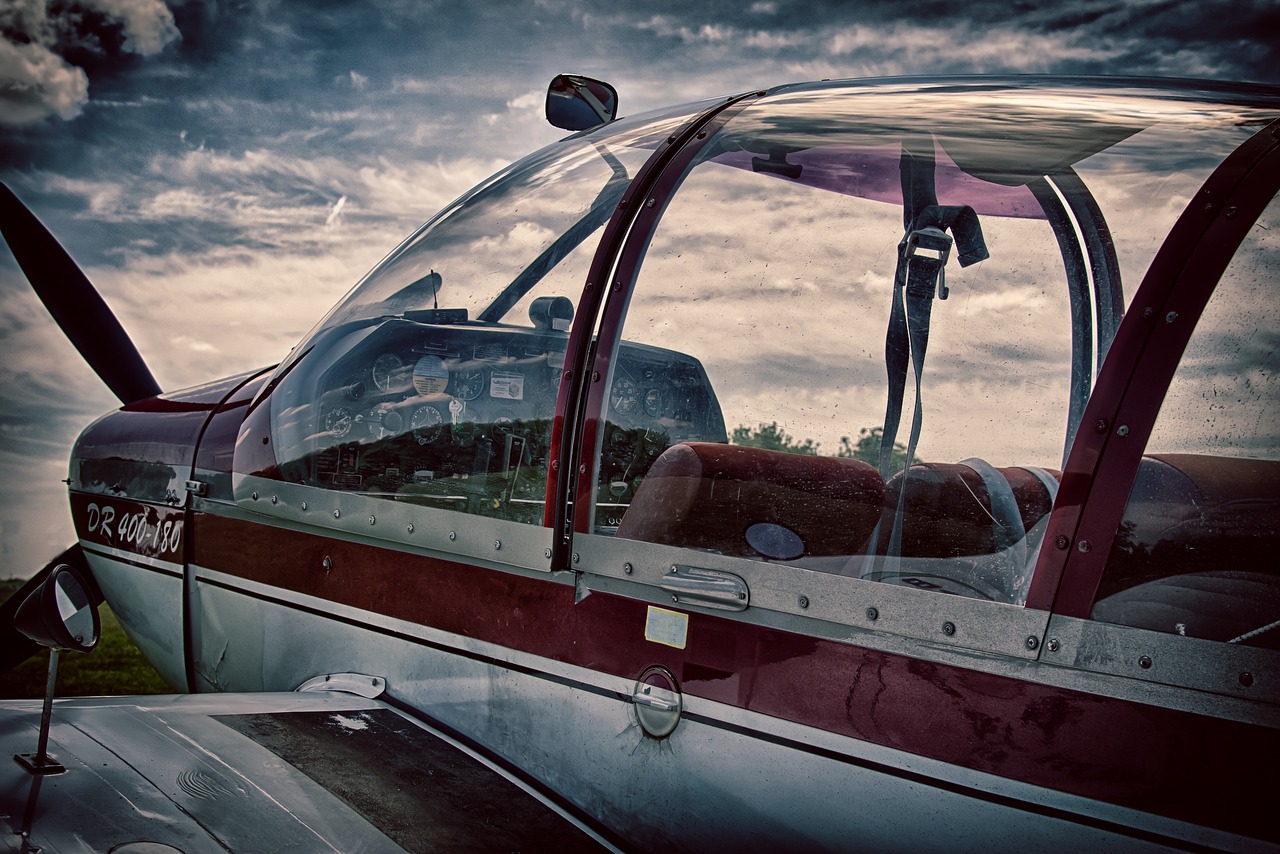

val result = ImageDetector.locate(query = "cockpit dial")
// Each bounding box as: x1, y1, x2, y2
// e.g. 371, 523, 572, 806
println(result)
610, 376, 639, 415
451, 368, 485, 401
410, 404, 444, 444
372, 353, 409, 392
368, 403, 404, 440
323, 407, 353, 439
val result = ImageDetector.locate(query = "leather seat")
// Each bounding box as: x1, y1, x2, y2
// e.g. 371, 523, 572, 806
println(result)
876, 461, 1060, 559
615, 442, 885, 560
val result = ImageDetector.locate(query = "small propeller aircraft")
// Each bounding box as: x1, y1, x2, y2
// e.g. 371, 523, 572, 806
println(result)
2, 73, 1278, 852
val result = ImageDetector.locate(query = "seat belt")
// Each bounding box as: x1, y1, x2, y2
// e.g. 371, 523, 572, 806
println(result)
870, 139, 989, 576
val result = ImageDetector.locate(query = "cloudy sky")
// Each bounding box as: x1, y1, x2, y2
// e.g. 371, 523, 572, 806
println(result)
0, 0, 1277, 577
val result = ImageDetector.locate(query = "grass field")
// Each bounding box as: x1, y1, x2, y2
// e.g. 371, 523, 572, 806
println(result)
0, 578, 172, 698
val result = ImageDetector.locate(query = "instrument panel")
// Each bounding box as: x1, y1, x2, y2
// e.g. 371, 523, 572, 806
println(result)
282, 318, 724, 522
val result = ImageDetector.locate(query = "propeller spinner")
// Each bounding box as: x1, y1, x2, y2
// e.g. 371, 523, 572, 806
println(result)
0, 183, 160, 405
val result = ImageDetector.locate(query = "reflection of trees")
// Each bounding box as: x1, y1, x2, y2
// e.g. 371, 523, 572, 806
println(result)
730, 422, 919, 471
599, 423, 671, 485
305, 417, 553, 523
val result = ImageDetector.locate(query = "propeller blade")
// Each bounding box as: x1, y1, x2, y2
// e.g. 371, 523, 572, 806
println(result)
0, 183, 161, 405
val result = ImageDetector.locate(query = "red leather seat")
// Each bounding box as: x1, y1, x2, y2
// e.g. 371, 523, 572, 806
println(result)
877, 462, 1060, 558
615, 442, 885, 560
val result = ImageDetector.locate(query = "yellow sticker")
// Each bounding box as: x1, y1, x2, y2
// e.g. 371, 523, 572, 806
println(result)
413, 355, 450, 396
645, 605, 688, 649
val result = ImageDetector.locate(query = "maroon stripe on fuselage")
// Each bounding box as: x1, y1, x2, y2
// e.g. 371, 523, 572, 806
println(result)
191, 511, 1276, 843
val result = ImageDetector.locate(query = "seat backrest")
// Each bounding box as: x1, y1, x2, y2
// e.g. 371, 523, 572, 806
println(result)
615, 442, 885, 560
1098, 453, 1280, 598
877, 462, 1060, 558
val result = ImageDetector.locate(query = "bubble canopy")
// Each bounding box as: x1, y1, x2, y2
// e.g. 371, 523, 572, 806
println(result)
240, 78, 1278, 539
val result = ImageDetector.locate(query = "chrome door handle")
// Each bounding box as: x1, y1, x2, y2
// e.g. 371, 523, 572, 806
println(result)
632, 684, 678, 711
660, 565, 749, 611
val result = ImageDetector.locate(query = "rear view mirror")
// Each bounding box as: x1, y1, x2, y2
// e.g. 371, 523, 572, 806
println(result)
546, 74, 618, 131
15, 564, 100, 653
13, 564, 100, 775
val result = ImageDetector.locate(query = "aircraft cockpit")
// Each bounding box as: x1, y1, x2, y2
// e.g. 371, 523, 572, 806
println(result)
11, 74, 1276, 851
236, 79, 1279, 654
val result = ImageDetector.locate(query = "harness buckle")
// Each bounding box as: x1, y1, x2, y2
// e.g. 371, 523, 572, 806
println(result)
903, 226, 953, 299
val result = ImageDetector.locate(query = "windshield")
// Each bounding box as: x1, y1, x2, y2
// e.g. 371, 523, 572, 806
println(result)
253, 100, 706, 523
295, 101, 704, 350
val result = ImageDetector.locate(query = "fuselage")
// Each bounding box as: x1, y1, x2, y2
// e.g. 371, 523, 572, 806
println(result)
64, 77, 1280, 851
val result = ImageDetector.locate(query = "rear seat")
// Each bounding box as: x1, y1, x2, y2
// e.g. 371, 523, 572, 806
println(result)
1091, 454, 1280, 646
615, 442, 884, 561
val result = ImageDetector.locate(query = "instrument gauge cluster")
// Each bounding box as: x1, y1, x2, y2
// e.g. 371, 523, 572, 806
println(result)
300, 319, 722, 503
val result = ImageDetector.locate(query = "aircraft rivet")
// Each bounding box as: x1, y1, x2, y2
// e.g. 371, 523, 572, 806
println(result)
1078, 540, 1092, 553
1239, 672, 1254, 688
573, 552, 580, 564
1142, 306, 1154, 319
251, 491, 259, 501
494, 539, 502, 550
667, 135, 677, 144
1094, 419, 1107, 433
301, 501, 308, 511
271, 495, 278, 504
322, 555, 333, 572
1138, 655, 1153, 669
1165, 311, 1179, 323
261, 436, 269, 445
369, 515, 376, 525
646, 198, 656, 208
1225, 206, 1238, 218
551, 460, 560, 472
672, 595, 680, 603
407, 523, 415, 534
1117, 425, 1130, 437
866, 607, 879, 621
1055, 535, 1070, 550
697, 130, 707, 139
1025, 636, 1039, 650
592, 371, 601, 381
1047, 638, 1060, 652
942, 621, 956, 636
798, 595, 809, 609
623, 562, 633, 574
1203, 202, 1214, 214
449, 531, 456, 540
579, 464, 588, 475
334, 510, 341, 519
